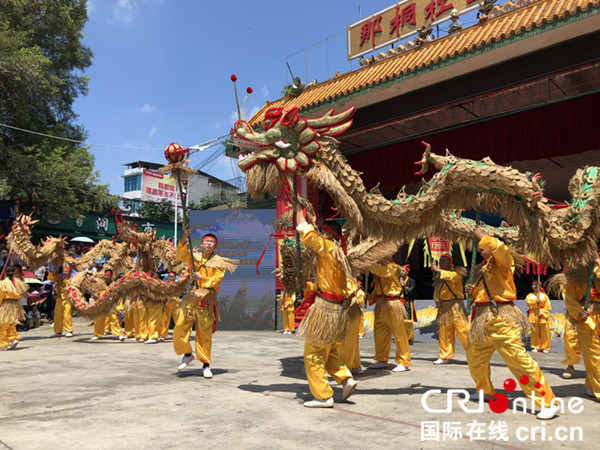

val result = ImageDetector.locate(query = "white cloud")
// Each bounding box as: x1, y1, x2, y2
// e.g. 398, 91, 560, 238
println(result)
248, 105, 260, 119
149, 127, 157, 137
137, 104, 157, 113
230, 105, 261, 123
111, 0, 137, 26
87, 0, 97, 15
261, 85, 270, 98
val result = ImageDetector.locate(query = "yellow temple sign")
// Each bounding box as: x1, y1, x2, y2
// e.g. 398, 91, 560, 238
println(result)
347, 0, 479, 60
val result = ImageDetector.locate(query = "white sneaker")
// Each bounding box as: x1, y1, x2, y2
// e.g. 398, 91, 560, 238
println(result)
542, 350, 549, 354
8, 340, 18, 350
145, 339, 157, 344
65, 332, 73, 338
536, 403, 560, 420
531, 349, 538, 353
342, 378, 357, 401
158, 337, 165, 342
178, 354, 195, 371
433, 358, 449, 365
585, 386, 596, 398
392, 364, 409, 372
128, 337, 137, 341
90, 336, 99, 341
50, 332, 62, 338
303, 397, 334, 408
358, 335, 364, 339
203, 366, 213, 379
369, 361, 388, 369
118, 335, 126, 341
562, 366, 575, 379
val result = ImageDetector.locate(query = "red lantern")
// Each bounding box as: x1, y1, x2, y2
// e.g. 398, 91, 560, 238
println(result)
164, 142, 189, 164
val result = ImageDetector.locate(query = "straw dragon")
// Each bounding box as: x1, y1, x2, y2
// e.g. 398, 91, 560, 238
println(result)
233, 106, 600, 268
6, 213, 190, 317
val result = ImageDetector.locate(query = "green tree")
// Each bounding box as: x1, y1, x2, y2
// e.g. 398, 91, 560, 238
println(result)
136, 199, 179, 222
0, 0, 116, 218
189, 189, 242, 210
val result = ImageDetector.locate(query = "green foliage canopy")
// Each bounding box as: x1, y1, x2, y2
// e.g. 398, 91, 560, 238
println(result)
0, 0, 117, 218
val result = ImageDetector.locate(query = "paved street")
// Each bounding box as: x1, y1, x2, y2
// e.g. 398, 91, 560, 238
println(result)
1, 317, 599, 449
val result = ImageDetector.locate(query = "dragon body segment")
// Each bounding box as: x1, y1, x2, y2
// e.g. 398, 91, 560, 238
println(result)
234, 107, 600, 267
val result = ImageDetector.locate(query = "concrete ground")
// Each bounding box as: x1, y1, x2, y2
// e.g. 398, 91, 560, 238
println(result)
1, 318, 599, 449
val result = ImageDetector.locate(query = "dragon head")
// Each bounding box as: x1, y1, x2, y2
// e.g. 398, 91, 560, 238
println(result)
233, 106, 355, 198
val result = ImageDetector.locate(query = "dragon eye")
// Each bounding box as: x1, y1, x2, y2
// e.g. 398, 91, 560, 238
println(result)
264, 119, 272, 130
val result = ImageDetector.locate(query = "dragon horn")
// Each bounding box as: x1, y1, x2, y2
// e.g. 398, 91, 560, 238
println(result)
231, 75, 241, 121
305, 107, 355, 129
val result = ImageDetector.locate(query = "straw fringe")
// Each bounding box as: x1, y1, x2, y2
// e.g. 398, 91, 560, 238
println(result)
0, 299, 26, 323
374, 299, 407, 325
437, 300, 468, 327
297, 296, 350, 345
181, 288, 220, 322
468, 303, 529, 344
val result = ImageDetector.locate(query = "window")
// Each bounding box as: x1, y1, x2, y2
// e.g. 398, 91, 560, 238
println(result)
124, 175, 141, 192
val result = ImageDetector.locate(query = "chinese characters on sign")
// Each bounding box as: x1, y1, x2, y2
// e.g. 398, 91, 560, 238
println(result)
141, 169, 182, 206
347, 0, 479, 60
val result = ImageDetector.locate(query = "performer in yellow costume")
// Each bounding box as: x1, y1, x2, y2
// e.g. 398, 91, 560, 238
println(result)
369, 260, 411, 372
160, 272, 180, 341
560, 258, 600, 400
399, 265, 416, 342
91, 269, 124, 341
174, 229, 236, 379
294, 202, 357, 408
562, 310, 581, 379
465, 228, 558, 420
340, 279, 365, 374
145, 276, 164, 344
525, 280, 551, 353
123, 297, 137, 341
49, 266, 74, 338
431, 254, 468, 364
0, 265, 28, 350
280, 290, 296, 334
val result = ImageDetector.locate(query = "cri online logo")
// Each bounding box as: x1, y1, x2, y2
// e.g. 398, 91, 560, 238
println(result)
422, 376, 584, 415
488, 375, 539, 413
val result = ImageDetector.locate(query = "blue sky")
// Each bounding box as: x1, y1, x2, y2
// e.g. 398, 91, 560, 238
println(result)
74, 0, 397, 195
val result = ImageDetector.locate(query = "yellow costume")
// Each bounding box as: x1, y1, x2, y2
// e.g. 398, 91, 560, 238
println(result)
173, 241, 226, 365
92, 282, 122, 338
0, 277, 28, 349
146, 299, 163, 341
280, 291, 296, 333
297, 222, 353, 400
123, 301, 135, 339
93, 312, 122, 337
562, 314, 581, 367
340, 280, 364, 371
434, 269, 468, 360
562, 264, 600, 399
370, 262, 411, 367
160, 297, 179, 339
467, 235, 555, 408
49, 271, 73, 335
525, 290, 551, 351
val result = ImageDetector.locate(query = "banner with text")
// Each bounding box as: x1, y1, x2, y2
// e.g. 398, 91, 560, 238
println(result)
189, 209, 276, 330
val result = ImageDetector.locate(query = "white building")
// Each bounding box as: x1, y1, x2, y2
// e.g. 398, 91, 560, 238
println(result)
121, 161, 239, 215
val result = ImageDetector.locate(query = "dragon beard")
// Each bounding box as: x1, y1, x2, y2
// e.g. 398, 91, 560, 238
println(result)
246, 162, 284, 199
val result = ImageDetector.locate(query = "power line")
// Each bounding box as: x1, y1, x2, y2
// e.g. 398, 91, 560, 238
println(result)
0, 122, 164, 151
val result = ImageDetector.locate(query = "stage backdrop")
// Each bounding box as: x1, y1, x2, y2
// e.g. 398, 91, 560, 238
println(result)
189, 209, 276, 330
